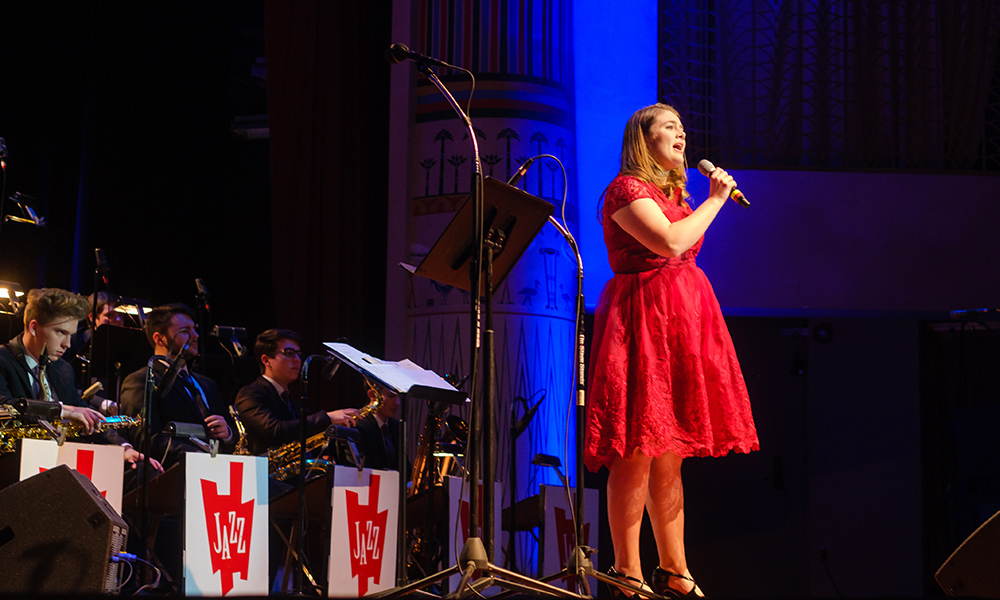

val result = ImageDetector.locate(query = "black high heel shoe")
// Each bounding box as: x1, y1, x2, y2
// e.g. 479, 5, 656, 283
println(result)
650, 566, 704, 599
606, 566, 653, 599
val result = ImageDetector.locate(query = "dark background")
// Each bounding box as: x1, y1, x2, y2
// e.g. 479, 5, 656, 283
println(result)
0, 1, 391, 403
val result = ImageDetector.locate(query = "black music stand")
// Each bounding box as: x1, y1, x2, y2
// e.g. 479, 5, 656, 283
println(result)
378, 178, 588, 599
415, 176, 554, 295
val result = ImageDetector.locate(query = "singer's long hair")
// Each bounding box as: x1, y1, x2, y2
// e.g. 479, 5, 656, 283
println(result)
621, 103, 688, 195
599, 103, 689, 223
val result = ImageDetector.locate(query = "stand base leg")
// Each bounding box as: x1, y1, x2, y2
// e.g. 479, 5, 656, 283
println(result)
370, 537, 591, 599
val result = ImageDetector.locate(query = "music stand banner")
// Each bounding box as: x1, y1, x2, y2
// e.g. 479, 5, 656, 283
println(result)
183, 453, 269, 597
540, 484, 599, 592
328, 465, 399, 598
445, 476, 502, 591
18, 438, 124, 513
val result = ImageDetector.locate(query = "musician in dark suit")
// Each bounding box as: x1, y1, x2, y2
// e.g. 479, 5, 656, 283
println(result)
119, 303, 235, 469
354, 383, 403, 471
0, 288, 158, 470
233, 329, 360, 455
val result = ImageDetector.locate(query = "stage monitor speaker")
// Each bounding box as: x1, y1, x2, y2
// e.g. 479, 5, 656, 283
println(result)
0, 464, 129, 594
936, 508, 1000, 597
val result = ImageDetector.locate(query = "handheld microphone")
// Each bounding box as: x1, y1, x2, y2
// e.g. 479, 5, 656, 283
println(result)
0, 137, 8, 169
384, 43, 455, 70
697, 159, 750, 208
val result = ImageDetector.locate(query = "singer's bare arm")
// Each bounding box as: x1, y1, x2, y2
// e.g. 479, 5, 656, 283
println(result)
612, 168, 736, 257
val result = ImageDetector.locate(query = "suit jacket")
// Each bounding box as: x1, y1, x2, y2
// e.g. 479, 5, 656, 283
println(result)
0, 335, 128, 446
233, 376, 332, 456
119, 359, 235, 469
354, 414, 402, 472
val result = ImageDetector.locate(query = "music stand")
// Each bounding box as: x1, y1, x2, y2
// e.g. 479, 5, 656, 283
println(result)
378, 178, 588, 599
415, 176, 554, 296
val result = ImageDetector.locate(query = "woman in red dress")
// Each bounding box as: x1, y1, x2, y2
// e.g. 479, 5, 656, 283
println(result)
586, 103, 759, 598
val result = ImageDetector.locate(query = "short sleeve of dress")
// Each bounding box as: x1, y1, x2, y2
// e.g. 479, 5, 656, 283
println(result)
603, 176, 654, 217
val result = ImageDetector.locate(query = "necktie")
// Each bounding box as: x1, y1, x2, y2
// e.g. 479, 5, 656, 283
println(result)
179, 370, 211, 420
38, 364, 51, 402
382, 423, 396, 464
31, 363, 51, 401
281, 390, 296, 419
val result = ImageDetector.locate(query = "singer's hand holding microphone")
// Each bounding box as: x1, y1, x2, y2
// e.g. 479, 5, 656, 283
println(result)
698, 159, 750, 208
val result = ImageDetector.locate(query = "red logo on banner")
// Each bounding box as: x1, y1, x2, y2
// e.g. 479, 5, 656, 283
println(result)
201, 461, 255, 596
39, 448, 108, 497
345, 473, 388, 597
555, 506, 589, 576
459, 484, 485, 540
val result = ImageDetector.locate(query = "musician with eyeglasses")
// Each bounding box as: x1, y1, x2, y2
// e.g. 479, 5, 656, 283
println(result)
119, 303, 236, 469
0, 287, 160, 471
233, 328, 360, 456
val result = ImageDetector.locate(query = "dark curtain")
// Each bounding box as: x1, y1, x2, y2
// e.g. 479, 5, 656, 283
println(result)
264, 1, 391, 359
0, 4, 273, 334
660, 0, 1000, 171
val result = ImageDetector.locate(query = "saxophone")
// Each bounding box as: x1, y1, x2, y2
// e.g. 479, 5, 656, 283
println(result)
228, 405, 252, 456
0, 406, 142, 454
407, 402, 446, 497
266, 387, 382, 481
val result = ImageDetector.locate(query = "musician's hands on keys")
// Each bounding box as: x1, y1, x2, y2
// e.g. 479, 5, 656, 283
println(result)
329, 408, 362, 427
61, 405, 104, 435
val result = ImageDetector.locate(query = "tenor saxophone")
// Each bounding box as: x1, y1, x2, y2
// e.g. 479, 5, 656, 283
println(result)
267, 389, 382, 481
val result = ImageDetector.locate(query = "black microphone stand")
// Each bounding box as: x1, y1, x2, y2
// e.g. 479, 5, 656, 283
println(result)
290, 354, 323, 596
89, 248, 111, 392
135, 338, 190, 593
378, 57, 585, 600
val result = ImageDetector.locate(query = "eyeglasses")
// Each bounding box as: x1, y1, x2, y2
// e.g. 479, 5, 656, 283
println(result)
276, 348, 303, 359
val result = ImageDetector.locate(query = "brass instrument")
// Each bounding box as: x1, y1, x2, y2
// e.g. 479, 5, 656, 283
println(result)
228, 405, 252, 456
267, 388, 382, 481
408, 402, 445, 496
0, 407, 142, 454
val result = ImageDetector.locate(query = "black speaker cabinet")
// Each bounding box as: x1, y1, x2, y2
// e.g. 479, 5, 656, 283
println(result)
0, 464, 129, 594
937, 508, 1000, 597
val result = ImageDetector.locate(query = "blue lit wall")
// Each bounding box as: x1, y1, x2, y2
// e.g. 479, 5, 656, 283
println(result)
573, 0, 658, 311
573, 1, 1000, 316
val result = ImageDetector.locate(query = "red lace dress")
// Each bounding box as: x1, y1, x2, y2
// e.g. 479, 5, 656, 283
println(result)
584, 176, 759, 471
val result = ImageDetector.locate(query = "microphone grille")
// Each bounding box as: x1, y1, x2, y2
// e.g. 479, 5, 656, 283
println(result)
385, 43, 409, 65
697, 159, 715, 176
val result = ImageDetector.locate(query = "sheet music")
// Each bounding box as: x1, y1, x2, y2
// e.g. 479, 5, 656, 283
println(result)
324, 342, 466, 403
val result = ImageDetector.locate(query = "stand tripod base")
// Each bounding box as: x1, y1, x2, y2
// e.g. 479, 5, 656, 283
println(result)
492, 545, 672, 600
371, 537, 590, 600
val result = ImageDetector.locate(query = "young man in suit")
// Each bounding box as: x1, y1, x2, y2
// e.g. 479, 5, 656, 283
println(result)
119, 303, 235, 469
233, 328, 359, 456
0, 287, 158, 470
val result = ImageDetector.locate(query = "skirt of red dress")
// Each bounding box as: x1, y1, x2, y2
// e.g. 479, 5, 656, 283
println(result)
584, 262, 759, 471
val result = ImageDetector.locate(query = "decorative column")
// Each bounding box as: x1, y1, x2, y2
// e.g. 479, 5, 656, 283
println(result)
388, 0, 579, 576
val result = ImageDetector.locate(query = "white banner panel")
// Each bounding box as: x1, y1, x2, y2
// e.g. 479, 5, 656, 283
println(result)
183, 453, 269, 597
328, 466, 399, 598
445, 476, 502, 592
19, 438, 125, 513
539, 484, 599, 592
